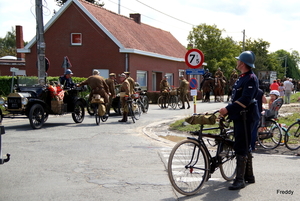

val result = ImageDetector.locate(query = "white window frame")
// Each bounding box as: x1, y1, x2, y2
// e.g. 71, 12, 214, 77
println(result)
137, 70, 147, 90
71, 33, 82, 46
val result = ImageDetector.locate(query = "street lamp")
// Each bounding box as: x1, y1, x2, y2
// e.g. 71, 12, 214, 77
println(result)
284, 55, 287, 78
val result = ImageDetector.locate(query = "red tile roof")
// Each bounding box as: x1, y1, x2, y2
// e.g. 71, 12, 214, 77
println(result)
78, 0, 187, 59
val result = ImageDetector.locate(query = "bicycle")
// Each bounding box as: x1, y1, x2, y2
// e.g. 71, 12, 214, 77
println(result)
284, 119, 300, 150
256, 117, 282, 150
158, 89, 181, 109
90, 95, 108, 125
168, 111, 236, 196
136, 90, 149, 113
126, 97, 141, 123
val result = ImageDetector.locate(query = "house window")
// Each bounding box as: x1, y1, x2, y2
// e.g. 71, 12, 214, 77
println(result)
165, 73, 173, 88
71, 33, 82, 46
137, 70, 147, 90
92, 69, 109, 78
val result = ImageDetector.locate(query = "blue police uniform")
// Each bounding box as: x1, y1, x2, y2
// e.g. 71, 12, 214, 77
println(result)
226, 70, 259, 156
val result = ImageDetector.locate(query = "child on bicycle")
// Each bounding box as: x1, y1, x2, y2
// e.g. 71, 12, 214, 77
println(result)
261, 90, 283, 126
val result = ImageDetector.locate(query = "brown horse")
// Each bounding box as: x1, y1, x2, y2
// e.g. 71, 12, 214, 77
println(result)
227, 77, 238, 102
213, 78, 225, 102
202, 78, 214, 102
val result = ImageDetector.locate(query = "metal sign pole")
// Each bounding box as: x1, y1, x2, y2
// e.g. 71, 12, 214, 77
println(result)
36, 0, 46, 86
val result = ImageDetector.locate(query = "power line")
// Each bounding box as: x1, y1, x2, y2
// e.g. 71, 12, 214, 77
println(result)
136, 0, 195, 26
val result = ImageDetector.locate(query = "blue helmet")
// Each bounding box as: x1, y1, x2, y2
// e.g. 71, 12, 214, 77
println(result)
235, 51, 256, 68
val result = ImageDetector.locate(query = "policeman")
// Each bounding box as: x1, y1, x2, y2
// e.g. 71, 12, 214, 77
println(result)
219, 51, 259, 190
105, 73, 116, 115
59, 69, 76, 89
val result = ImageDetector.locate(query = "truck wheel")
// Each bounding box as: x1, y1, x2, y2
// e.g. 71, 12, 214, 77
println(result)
72, 101, 85, 123
29, 104, 45, 129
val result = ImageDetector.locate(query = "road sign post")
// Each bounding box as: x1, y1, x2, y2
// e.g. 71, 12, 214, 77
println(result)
185, 49, 204, 69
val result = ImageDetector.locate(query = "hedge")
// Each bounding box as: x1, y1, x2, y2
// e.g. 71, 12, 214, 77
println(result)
0, 76, 87, 96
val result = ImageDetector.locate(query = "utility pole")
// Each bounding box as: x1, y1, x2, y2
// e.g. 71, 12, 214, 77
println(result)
118, 0, 120, 14
284, 55, 287, 78
242, 29, 245, 51
36, 0, 46, 85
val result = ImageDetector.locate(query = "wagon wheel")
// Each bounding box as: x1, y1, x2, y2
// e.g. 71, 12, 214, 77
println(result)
72, 101, 85, 123
29, 104, 45, 129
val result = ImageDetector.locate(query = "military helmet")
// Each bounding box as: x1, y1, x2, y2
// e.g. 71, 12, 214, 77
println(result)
235, 51, 256, 68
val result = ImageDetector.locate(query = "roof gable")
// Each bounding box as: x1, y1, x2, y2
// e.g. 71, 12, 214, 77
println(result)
20, 0, 187, 61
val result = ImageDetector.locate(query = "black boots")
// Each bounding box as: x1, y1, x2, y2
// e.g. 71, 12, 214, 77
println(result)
229, 155, 247, 190
244, 153, 255, 183
118, 112, 128, 122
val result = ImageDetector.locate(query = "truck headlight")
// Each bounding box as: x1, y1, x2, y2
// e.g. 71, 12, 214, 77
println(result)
0, 97, 5, 105
21, 97, 28, 105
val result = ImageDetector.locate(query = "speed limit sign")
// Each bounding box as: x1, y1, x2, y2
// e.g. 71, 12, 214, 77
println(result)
185, 49, 204, 69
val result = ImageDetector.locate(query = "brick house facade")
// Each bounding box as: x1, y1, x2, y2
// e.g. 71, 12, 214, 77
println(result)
17, 0, 189, 91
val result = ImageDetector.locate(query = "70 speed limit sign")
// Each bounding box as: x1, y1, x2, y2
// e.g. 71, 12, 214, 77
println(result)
185, 49, 204, 69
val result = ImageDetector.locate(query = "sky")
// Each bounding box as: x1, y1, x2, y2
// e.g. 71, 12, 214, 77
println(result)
0, 0, 299, 55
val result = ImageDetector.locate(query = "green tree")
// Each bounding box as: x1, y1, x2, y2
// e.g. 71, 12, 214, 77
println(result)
187, 23, 240, 78
55, 0, 104, 7
0, 27, 16, 57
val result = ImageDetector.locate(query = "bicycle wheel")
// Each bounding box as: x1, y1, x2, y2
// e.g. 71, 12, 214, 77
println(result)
168, 139, 209, 196
142, 96, 149, 113
127, 102, 135, 123
157, 96, 164, 109
94, 104, 100, 125
219, 141, 236, 181
257, 119, 282, 149
169, 95, 178, 110
285, 121, 300, 150
133, 102, 141, 120
177, 96, 182, 109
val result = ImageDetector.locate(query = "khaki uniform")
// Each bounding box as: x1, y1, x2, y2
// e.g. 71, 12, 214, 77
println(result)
126, 76, 135, 95
78, 75, 110, 104
105, 77, 116, 113
179, 78, 190, 109
230, 72, 238, 80
160, 79, 170, 92
160, 79, 170, 108
120, 79, 131, 112
215, 70, 226, 88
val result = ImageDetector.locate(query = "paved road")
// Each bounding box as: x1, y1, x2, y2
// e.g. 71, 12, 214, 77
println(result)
0, 101, 299, 200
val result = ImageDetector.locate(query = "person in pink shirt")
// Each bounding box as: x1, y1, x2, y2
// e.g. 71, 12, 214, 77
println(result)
269, 80, 279, 91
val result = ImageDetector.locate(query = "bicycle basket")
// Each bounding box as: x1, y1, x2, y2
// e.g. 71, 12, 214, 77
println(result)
170, 89, 177, 96
185, 113, 217, 125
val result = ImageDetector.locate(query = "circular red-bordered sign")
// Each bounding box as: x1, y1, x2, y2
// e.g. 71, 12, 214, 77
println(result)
189, 78, 198, 89
185, 49, 204, 69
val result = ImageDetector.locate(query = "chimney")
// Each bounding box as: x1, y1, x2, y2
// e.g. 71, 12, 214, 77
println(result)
130, 13, 141, 24
16, 25, 25, 61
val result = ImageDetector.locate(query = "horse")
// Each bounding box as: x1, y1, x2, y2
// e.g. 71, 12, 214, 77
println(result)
227, 77, 238, 102
213, 78, 225, 102
201, 78, 214, 102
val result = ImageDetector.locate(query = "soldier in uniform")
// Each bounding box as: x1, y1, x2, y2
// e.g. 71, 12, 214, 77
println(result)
200, 68, 212, 89
105, 73, 116, 115
118, 73, 131, 122
77, 70, 111, 116
124, 72, 135, 95
230, 69, 238, 80
160, 75, 170, 108
219, 51, 259, 190
214, 67, 226, 88
178, 75, 190, 109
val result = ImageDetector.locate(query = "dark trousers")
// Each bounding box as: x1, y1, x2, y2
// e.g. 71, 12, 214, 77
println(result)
233, 118, 253, 156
